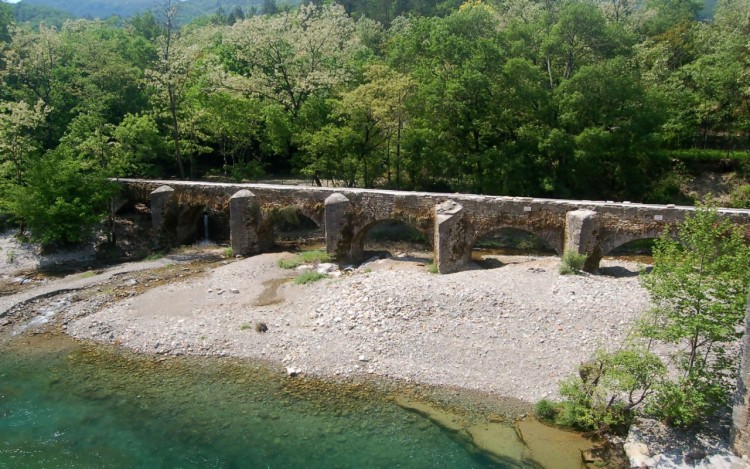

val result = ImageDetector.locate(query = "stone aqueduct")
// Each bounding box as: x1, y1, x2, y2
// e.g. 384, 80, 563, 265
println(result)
119, 179, 750, 273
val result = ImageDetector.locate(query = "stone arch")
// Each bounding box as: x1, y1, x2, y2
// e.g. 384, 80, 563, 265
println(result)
349, 217, 434, 262
605, 237, 660, 257
472, 226, 558, 256
469, 224, 564, 256
270, 209, 323, 249
600, 230, 671, 257
171, 205, 203, 245
256, 203, 325, 250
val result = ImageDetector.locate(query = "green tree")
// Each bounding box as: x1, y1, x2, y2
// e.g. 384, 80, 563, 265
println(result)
640, 207, 750, 426
8, 146, 117, 245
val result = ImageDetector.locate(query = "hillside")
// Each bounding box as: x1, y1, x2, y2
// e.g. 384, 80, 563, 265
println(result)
8, 0, 268, 23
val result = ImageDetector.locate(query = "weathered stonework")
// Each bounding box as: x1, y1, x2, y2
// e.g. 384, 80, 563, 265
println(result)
121, 179, 750, 271
732, 293, 750, 457
229, 190, 262, 256
149, 185, 174, 248
324, 193, 352, 260
565, 209, 602, 272
435, 200, 470, 274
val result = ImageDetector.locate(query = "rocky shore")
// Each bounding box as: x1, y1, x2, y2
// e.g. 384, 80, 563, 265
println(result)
65, 253, 650, 403
2, 242, 747, 467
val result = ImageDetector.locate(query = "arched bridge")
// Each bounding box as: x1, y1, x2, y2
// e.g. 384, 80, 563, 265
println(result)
118, 179, 750, 273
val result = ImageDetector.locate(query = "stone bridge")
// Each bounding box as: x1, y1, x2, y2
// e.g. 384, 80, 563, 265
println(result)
118, 179, 750, 274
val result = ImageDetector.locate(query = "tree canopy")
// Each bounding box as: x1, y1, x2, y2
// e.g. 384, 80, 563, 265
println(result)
1, 0, 749, 242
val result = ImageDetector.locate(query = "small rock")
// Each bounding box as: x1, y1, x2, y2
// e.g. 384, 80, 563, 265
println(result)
359, 355, 368, 362
286, 366, 301, 377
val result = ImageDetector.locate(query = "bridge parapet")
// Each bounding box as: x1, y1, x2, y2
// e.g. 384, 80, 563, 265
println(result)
118, 179, 750, 273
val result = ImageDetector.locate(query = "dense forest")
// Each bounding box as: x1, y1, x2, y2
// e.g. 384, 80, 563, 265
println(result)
0, 0, 749, 244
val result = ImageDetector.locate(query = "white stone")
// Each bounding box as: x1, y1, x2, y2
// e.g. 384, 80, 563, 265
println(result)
623, 442, 650, 468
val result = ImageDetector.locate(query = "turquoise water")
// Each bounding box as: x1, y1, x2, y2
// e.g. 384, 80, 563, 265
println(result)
0, 334, 534, 468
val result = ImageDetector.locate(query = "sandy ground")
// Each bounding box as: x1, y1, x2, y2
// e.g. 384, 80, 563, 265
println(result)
64, 252, 650, 403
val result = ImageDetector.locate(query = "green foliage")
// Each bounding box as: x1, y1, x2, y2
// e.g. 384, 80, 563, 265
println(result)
9, 150, 117, 244
224, 247, 234, 258
555, 347, 666, 434
646, 377, 727, 427
0, 0, 748, 217
293, 271, 327, 285
559, 250, 587, 275
730, 184, 750, 209
534, 399, 559, 422
639, 206, 750, 427
278, 250, 332, 269
427, 262, 438, 274
8, 147, 118, 245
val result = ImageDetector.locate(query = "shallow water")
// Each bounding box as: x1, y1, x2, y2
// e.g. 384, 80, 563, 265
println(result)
0, 334, 541, 469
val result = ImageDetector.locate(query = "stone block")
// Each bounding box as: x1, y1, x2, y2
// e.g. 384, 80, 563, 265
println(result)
435, 200, 469, 274
150, 185, 174, 248
324, 193, 351, 260
229, 189, 261, 256
564, 209, 601, 272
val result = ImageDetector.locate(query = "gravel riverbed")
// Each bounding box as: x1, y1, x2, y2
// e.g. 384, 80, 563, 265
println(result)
67, 253, 651, 403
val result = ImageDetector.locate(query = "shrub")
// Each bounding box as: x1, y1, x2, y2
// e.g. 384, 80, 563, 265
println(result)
534, 399, 559, 421
554, 347, 665, 435
730, 184, 750, 209
293, 271, 327, 284
224, 246, 234, 258
559, 250, 587, 275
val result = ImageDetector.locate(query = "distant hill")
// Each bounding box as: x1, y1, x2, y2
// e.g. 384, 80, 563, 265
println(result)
7, 0, 268, 24
12, 2, 73, 28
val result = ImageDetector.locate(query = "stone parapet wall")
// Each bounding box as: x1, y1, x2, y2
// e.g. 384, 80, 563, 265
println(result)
116, 179, 750, 272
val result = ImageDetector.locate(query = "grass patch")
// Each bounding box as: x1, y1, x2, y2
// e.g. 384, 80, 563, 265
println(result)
240, 323, 252, 331
293, 271, 327, 284
80, 271, 97, 278
427, 262, 439, 274
145, 252, 164, 261
224, 246, 234, 258
559, 250, 587, 275
665, 148, 750, 162
278, 250, 331, 269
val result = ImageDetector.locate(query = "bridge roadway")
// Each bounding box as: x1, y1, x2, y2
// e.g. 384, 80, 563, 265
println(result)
118, 179, 750, 273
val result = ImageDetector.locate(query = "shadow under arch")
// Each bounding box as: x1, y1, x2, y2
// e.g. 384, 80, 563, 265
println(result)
176, 205, 230, 245
599, 237, 660, 277
267, 207, 324, 251
469, 227, 559, 270
350, 218, 433, 263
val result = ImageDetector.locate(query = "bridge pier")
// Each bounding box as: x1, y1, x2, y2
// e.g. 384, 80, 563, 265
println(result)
565, 209, 602, 272
150, 185, 175, 249
435, 200, 471, 274
325, 193, 353, 261
230, 189, 264, 256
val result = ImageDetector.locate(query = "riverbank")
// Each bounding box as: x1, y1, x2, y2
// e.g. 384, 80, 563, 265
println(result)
63, 252, 650, 403
2, 243, 747, 467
